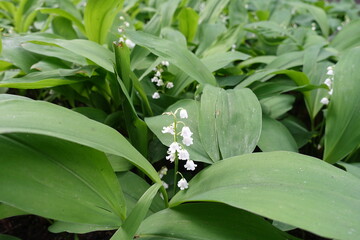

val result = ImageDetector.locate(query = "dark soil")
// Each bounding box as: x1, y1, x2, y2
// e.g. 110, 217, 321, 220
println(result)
0, 215, 115, 240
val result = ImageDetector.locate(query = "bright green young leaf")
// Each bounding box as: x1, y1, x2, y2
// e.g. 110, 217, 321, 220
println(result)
136, 203, 297, 240
0, 97, 163, 194
110, 183, 162, 240
178, 7, 199, 42
0, 133, 125, 225
125, 30, 217, 86
84, 0, 123, 44
171, 151, 360, 240
258, 115, 298, 152
324, 47, 360, 164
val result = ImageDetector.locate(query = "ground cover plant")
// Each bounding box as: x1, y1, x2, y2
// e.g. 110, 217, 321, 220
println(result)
0, 0, 360, 239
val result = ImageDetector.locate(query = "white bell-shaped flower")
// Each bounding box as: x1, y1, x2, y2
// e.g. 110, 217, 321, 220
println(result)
177, 178, 189, 190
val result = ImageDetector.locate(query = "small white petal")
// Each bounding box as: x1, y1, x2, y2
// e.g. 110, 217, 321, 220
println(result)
168, 142, 181, 153
162, 124, 175, 135
320, 97, 329, 105
125, 39, 135, 48
156, 79, 164, 86
184, 160, 197, 171
178, 149, 190, 160
182, 136, 193, 146
181, 126, 193, 138
152, 92, 160, 99
324, 78, 332, 87
177, 178, 189, 190
151, 76, 159, 83
162, 181, 169, 189
166, 153, 176, 162
179, 109, 188, 119
155, 71, 161, 77
328, 89, 333, 95
166, 82, 174, 89
118, 37, 125, 43
327, 69, 334, 75
118, 27, 124, 33
124, 21, 130, 27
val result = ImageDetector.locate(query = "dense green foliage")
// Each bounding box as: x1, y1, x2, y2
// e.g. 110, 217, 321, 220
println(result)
1, 0, 360, 239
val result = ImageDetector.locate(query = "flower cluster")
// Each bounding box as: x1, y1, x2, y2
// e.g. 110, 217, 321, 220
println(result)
114, 16, 135, 49
151, 61, 174, 99
320, 66, 335, 105
161, 108, 197, 190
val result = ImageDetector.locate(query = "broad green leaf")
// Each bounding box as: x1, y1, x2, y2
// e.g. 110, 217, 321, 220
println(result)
339, 162, 360, 179
258, 115, 298, 152
201, 24, 243, 57
117, 172, 164, 216
51, 16, 78, 39
0, 133, 125, 225
171, 151, 360, 240
198, 85, 222, 162
215, 87, 262, 159
84, 0, 123, 44
30, 39, 114, 72
125, 30, 217, 86
2, 36, 41, 73
178, 7, 199, 42
49, 172, 164, 234
110, 183, 162, 240
324, 47, 360, 164
159, 0, 180, 28
287, 2, 329, 37
199, 0, 230, 24
0, 70, 86, 89
195, 23, 227, 56
260, 94, 295, 119
136, 203, 296, 240
238, 55, 276, 69
49, 221, 116, 234
202, 51, 250, 71
0, 203, 27, 219
330, 19, 360, 52
130, 14, 161, 70
0, 97, 163, 194
114, 43, 150, 156
146, 99, 212, 164
22, 41, 87, 65
39, 8, 85, 34
281, 116, 312, 148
